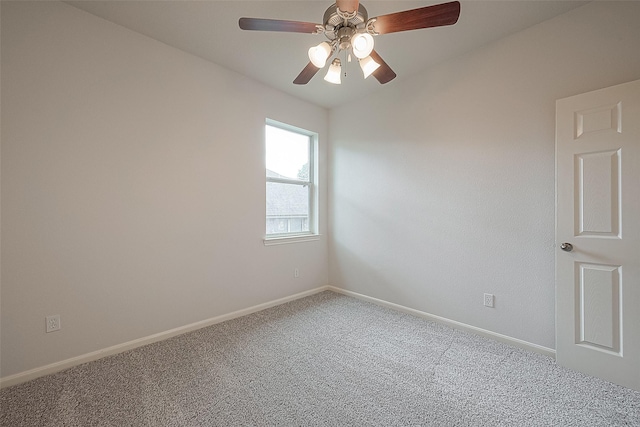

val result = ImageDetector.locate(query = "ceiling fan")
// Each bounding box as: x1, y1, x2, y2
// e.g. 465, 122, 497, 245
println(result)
239, 0, 460, 85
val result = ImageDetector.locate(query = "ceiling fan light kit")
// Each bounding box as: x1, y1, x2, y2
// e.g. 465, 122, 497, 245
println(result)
324, 59, 343, 84
239, 0, 460, 86
351, 32, 375, 59
308, 42, 333, 68
359, 55, 380, 79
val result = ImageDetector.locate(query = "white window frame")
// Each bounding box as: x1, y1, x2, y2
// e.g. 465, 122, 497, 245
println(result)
264, 119, 319, 245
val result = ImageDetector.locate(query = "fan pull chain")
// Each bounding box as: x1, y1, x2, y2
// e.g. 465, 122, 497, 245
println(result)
344, 50, 349, 79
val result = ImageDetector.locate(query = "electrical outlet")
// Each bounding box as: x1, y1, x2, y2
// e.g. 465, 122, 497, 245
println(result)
294, 268, 300, 278
46, 315, 61, 333
483, 293, 494, 308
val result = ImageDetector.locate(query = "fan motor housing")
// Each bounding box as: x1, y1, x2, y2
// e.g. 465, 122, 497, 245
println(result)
322, 4, 368, 41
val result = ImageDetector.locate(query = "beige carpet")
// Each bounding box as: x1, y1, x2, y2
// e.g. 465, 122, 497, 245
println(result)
2, 291, 639, 426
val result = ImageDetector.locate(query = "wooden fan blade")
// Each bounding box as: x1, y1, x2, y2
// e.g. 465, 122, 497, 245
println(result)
293, 62, 321, 85
369, 50, 396, 84
336, 0, 360, 14
371, 1, 460, 35
239, 17, 320, 34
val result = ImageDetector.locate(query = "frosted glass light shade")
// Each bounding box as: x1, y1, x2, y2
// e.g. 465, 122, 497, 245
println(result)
359, 55, 380, 79
351, 33, 374, 59
324, 59, 342, 84
308, 42, 332, 68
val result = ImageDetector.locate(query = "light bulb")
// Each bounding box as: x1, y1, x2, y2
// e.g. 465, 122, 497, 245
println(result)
308, 42, 332, 68
324, 59, 342, 84
351, 33, 374, 59
359, 55, 380, 79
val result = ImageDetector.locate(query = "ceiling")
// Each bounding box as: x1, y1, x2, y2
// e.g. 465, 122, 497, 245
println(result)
65, 1, 588, 109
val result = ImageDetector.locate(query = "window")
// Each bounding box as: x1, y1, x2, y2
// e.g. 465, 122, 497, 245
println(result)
265, 120, 316, 240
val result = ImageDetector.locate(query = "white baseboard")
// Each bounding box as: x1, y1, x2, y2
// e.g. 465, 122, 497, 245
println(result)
1, 285, 554, 389
0, 286, 330, 389
327, 286, 556, 358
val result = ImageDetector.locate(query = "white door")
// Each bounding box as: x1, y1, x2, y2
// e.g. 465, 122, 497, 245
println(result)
556, 79, 640, 391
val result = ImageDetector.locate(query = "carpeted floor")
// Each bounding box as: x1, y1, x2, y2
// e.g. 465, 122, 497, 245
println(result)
1, 291, 639, 426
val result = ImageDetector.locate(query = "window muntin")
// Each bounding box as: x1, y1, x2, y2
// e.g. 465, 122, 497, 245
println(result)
265, 121, 315, 238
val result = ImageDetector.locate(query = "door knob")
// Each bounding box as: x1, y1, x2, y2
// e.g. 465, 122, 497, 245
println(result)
560, 242, 573, 252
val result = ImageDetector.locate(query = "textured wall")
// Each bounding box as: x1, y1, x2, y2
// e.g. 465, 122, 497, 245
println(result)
1, 1, 328, 378
328, 1, 640, 349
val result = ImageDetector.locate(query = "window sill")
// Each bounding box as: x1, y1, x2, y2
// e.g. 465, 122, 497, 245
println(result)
263, 234, 321, 246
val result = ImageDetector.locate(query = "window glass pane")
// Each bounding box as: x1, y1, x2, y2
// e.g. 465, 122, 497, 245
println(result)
265, 125, 310, 181
266, 182, 309, 234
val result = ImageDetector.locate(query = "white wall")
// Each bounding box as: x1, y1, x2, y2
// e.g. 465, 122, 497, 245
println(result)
329, 1, 640, 349
1, 1, 328, 378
